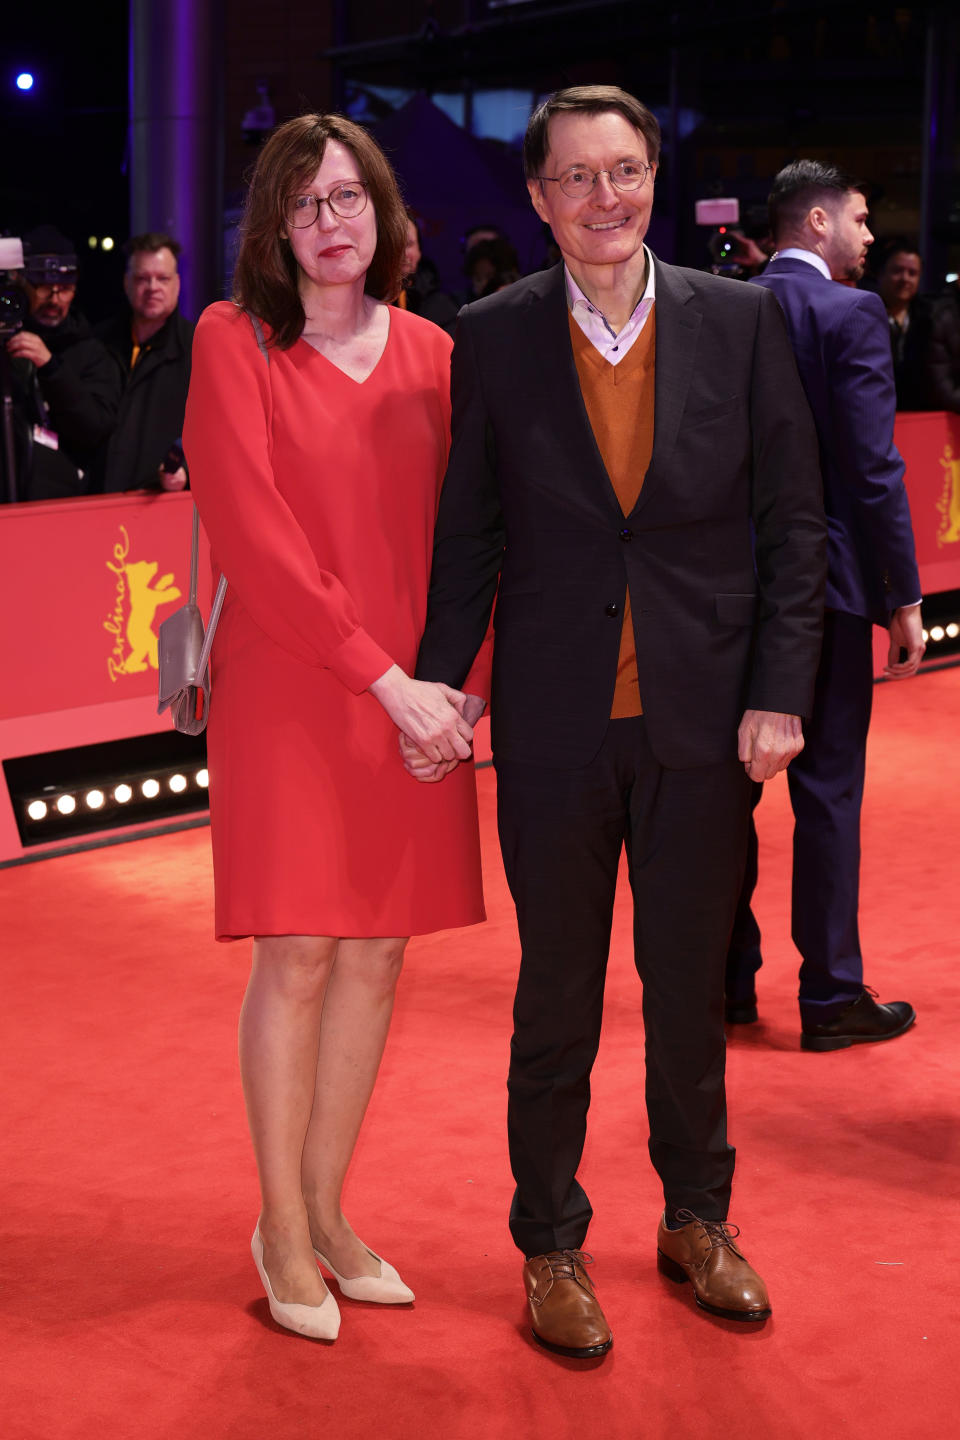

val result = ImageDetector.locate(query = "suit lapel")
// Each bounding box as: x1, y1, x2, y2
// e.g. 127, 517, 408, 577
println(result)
636, 258, 700, 513
523, 266, 628, 521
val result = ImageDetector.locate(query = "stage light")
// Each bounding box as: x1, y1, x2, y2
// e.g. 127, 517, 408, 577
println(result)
114, 783, 133, 804
930, 626, 945, 642
27, 800, 48, 821
142, 778, 161, 798
947, 623, 959, 639
56, 795, 76, 815
169, 773, 188, 793
88, 236, 97, 249
101, 237, 115, 252
16, 73, 35, 92
85, 789, 105, 810
196, 768, 209, 788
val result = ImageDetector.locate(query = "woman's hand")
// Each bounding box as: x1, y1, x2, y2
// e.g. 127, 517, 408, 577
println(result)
369, 665, 474, 762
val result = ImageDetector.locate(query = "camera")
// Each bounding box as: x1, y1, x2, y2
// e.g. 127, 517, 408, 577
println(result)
0, 237, 28, 341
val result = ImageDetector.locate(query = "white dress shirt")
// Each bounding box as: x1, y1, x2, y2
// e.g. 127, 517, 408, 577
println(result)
774, 247, 832, 280
565, 247, 656, 365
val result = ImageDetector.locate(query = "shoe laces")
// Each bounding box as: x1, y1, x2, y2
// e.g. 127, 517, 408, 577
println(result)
543, 1249, 594, 1281
672, 1209, 741, 1251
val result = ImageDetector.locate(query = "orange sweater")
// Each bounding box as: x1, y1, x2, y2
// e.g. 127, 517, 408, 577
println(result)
568, 306, 656, 717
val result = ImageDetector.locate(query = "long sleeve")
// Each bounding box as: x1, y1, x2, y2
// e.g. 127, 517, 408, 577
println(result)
416, 310, 505, 688
828, 293, 920, 611
183, 303, 393, 693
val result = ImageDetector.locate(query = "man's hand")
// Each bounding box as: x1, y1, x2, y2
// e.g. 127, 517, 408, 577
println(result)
5, 330, 52, 368
885, 603, 925, 679
399, 732, 459, 783
159, 464, 188, 492
369, 665, 473, 762
737, 709, 804, 781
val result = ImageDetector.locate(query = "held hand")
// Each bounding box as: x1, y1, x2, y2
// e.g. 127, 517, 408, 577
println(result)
159, 465, 188, 492
369, 665, 473, 762
460, 694, 487, 726
885, 603, 925, 679
5, 330, 53, 368
398, 731, 459, 784
737, 709, 804, 781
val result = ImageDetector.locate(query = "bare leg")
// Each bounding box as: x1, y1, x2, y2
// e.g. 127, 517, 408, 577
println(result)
302, 937, 407, 1277
239, 934, 338, 1306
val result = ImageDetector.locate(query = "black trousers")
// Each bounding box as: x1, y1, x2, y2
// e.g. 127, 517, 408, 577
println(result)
496, 716, 752, 1258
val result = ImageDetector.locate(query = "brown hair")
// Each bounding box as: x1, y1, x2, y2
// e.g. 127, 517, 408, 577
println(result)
523, 85, 662, 181
767, 160, 863, 245
125, 232, 182, 264
232, 113, 407, 349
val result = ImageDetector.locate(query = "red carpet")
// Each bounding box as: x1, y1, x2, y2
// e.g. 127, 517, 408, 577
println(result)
2, 668, 958, 1439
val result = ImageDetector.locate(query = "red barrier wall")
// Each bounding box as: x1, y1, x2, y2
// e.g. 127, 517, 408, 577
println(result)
3, 413, 960, 860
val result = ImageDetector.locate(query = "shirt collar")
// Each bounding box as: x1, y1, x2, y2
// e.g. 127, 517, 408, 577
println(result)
565, 247, 656, 337
775, 247, 832, 281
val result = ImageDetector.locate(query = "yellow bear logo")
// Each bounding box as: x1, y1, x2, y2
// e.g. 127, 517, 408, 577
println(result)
104, 526, 182, 680
937, 445, 960, 546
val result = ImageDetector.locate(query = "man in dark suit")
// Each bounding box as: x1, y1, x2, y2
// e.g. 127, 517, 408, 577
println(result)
726, 161, 924, 1048
407, 87, 826, 1357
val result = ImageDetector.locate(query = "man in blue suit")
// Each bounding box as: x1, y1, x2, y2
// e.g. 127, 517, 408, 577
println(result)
726, 160, 925, 1051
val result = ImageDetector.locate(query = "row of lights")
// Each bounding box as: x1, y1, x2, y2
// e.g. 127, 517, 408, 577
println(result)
26, 769, 208, 823
922, 623, 960, 644
87, 236, 116, 252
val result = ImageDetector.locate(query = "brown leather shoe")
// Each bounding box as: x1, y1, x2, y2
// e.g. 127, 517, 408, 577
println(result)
657, 1210, 771, 1322
523, 1250, 612, 1358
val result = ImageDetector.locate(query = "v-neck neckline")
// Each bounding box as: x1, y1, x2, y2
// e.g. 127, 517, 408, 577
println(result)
297, 307, 391, 386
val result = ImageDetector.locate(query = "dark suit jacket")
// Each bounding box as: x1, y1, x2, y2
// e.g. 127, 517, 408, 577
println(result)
93, 308, 195, 492
751, 257, 920, 625
417, 257, 826, 770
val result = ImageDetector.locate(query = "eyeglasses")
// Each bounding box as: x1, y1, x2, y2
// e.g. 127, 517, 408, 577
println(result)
284, 182, 369, 227
536, 160, 653, 200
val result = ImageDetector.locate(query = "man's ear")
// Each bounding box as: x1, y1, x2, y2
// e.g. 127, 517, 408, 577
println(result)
527, 178, 549, 224
808, 205, 829, 236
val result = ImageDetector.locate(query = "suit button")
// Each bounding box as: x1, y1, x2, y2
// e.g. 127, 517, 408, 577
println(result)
619, 527, 633, 542
605, 602, 620, 617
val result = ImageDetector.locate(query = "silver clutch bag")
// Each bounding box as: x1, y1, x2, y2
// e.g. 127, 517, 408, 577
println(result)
157, 506, 227, 735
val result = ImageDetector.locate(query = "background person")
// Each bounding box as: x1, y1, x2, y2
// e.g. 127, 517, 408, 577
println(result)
95, 232, 194, 492
924, 275, 960, 412
726, 161, 923, 1048
4, 225, 119, 492
183, 113, 485, 1342
873, 237, 929, 410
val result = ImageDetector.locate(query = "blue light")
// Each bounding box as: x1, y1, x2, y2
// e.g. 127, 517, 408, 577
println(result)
16, 73, 35, 91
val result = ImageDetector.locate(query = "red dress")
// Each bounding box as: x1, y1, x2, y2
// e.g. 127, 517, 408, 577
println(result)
183, 302, 485, 940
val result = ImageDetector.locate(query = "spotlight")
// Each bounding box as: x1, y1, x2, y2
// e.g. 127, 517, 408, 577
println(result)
101, 237, 115, 252
16, 73, 35, 92
947, 623, 959, 640
56, 795, 76, 815
27, 800, 48, 821
142, 778, 161, 799
85, 789, 105, 810
930, 626, 945, 642
114, 783, 133, 804
169, 773, 188, 793
196, 769, 209, 788
88, 236, 97, 249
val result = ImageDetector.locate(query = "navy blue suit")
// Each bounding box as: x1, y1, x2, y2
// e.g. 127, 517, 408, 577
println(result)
726, 255, 920, 1020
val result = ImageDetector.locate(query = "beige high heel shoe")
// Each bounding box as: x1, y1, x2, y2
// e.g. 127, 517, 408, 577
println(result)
313, 1244, 415, 1304
251, 1228, 341, 1340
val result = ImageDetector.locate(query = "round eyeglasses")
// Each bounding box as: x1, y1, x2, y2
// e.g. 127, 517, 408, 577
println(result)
284, 181, 369, 227
536, 160, 653, 200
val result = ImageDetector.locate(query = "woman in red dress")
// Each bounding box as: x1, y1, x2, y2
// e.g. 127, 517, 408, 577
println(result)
183, 115, 486, 1341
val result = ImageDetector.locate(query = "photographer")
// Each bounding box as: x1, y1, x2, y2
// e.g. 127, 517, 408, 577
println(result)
2, 226, 120, 502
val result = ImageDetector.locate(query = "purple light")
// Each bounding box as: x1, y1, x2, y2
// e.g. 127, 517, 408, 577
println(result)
16, 73, 35, 92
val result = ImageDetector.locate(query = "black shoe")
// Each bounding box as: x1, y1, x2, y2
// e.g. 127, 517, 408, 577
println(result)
725, 996, 758, 1025
801, 988, 916, 1052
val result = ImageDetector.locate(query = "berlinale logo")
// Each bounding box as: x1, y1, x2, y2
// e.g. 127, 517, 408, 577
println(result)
936, 444, 960, 547
103, 525, 182, 681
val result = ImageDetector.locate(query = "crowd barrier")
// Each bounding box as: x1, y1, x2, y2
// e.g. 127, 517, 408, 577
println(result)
2, 412, 959, 864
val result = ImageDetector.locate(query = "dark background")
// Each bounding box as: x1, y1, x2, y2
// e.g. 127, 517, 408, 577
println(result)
2, 1, 956, 321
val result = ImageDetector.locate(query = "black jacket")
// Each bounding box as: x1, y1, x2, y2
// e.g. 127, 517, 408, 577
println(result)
924, 284, 960, 412
93, 307, 195, 491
